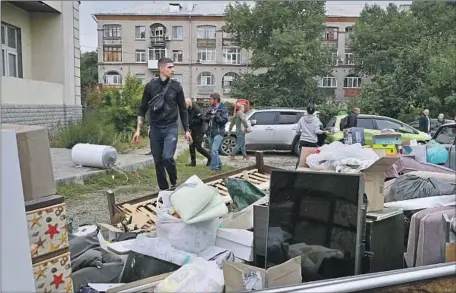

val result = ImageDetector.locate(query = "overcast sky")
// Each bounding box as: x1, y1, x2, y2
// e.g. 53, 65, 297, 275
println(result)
79, 0, 412, 52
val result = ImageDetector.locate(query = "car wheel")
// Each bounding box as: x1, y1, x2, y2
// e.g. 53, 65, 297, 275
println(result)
293, 141, 300, 157
220, 136, 237, 156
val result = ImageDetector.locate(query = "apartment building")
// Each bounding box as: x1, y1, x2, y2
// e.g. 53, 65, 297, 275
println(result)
1, 1, 82, 129
94, 2, 364, 102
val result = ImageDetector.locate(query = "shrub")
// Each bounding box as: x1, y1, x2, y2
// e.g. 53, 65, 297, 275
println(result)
50, 114, 122, 149
100, 74, 145, 133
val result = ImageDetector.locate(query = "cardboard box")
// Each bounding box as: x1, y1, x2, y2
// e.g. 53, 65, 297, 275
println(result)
216, 228, 253, 262
2, 124, 56, 201
297, 156, 398, 212
223, 256, 302, 292
297, 147, 318, 168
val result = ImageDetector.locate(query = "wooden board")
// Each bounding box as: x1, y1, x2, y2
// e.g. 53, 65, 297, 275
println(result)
112, 170, 271, 228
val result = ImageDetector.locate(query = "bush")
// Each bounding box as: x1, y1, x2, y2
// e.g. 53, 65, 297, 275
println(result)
100, 74, 145, 133
50, 114, 122, 149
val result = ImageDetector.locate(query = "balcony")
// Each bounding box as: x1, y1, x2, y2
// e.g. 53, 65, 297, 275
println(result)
198, 86, 215, 94
103, 38, 122, 46
197, 39, 216, 48
150, 36, 167, 47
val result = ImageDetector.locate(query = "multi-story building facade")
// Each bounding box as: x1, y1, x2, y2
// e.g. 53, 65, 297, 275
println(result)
1, 1, 82, 129
94, 2, 364, 102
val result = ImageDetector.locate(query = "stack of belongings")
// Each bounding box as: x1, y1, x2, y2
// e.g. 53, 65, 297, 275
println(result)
80, 175, 303, 293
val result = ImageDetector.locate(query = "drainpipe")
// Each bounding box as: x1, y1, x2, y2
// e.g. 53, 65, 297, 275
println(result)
188, 15, 193, 98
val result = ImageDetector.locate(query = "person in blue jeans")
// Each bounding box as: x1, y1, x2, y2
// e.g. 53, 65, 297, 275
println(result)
204, 93, 228, 173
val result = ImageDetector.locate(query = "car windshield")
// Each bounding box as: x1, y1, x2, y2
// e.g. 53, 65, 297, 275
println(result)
435, 126, 456, 145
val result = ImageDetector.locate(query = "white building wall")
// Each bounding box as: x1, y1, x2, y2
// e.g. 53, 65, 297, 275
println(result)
1, 1, 82, 130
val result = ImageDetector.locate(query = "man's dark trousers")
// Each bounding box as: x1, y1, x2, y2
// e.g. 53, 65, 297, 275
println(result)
189, 131, 210, 164
149, 123, 178, 190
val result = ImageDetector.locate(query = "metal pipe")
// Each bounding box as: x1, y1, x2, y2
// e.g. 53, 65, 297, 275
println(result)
256, 262, 456, 293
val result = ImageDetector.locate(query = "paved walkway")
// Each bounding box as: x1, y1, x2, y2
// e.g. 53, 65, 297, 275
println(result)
53, 140, 188, 185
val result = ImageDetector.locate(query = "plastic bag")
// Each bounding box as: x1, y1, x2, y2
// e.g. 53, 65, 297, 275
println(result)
130, 237, 196, 266
389, 174, 455, 202
306, 141, 378, 171
426, 140, 449, 165
224, 178, 266, 211
156, 191, 219, 253
155, 258, 224, 293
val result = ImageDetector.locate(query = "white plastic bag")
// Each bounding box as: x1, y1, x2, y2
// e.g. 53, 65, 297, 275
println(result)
155, 258, 224, 293
306, 142, 378, 172
156, 191, 219, 253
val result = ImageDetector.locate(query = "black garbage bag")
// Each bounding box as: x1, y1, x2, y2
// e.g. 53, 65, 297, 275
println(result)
389, 174, 455, 202
224, 178, 266, 211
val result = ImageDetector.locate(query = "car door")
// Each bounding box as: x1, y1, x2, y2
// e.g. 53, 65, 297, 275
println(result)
374, 118, 414, 142
356, 117, 377, 145
246, 111, 278, 150
433, 125, 456, 170
273, 111, 304, 150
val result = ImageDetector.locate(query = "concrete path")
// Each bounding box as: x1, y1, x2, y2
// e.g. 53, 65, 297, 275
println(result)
52, 140, 188, 185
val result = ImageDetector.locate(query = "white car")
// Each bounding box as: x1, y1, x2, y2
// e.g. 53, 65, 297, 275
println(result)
206, 108, 309, 156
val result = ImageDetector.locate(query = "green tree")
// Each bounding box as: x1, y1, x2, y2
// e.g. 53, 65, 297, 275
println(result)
223, 1, 333, 108
351, 1, 456, 121
101, 74, 145, 133
80, 51, 98, 89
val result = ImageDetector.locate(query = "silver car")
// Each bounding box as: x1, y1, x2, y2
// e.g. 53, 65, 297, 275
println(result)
209, 108, 306, 156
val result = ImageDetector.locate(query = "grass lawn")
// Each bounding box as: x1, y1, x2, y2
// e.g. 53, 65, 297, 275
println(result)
57, 150, 235, 198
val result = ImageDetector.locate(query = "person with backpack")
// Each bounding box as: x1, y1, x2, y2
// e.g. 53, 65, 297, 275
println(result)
341, 108, 360, 130
184, 97, 211, 167
133, 58, 192, 191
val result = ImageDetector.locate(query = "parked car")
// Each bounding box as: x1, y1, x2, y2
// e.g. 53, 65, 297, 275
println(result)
408, 119, 453, 135
325, 114, 431, 145
432, 122, 456, 170
205, 108, 307, 156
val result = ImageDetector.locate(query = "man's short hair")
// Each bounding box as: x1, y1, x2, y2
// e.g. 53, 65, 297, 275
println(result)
158, 58, 174, 68
210, 93, 221, 103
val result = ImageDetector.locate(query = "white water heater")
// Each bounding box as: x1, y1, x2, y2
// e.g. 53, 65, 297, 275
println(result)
71, 143, 118, 169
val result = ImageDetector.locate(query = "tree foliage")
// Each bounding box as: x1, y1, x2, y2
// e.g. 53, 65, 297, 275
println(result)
101, 74, 145, 133
223, 1, 332, 108
81, 51, 98, 90
351, 1, 456, 121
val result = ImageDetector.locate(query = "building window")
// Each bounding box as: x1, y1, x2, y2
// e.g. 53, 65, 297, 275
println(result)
222, 47, 241, 65
135, 26, 146, 39
135, 49, 146, 63
345, 26, 353, 45
319, 75, 337, 88
173, 74, 183, 84
135, 73, 146, 83
344, 52, 355, 65
323, 27, 338, 41
1, 23, 21, 77
197, 25, 216, 39
222, 72, 238, 91
344, 74, 361, 88
197, 48, 215, 63
172, 50, 183, 63
148, 48, 166, 60
198, 72, 215, 86
103, 46, 122, 62
104, 71, 122, 85
172, 26, 183, 40
103, 24, 121, 40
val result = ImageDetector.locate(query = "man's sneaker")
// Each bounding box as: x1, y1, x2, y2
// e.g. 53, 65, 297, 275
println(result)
185, 162, 196, 167
168, 184, 177, 191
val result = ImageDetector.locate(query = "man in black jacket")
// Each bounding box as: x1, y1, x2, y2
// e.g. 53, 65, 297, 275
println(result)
133, 58, 192, 190
418, 109, 431, 134
185, 97, 211, 167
